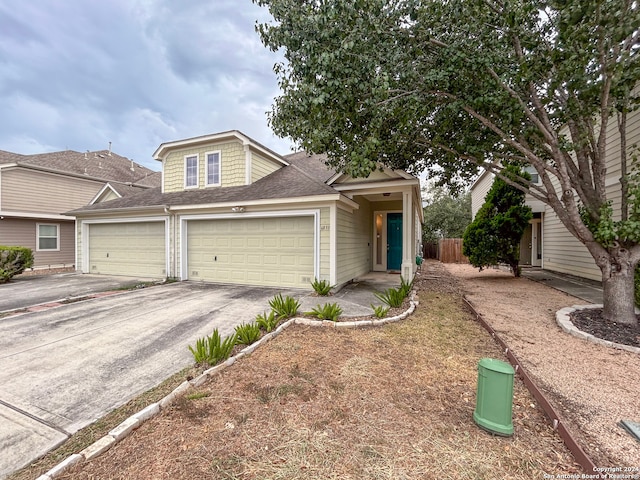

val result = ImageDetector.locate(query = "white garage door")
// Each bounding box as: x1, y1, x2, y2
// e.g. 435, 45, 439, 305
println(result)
89, 222, 166, 278
186, 216, 315, 288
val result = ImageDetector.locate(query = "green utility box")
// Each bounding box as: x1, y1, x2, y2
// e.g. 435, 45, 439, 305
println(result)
473, 358, 515, 436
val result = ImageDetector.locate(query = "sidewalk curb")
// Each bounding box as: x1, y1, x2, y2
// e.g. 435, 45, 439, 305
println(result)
556, 305, 640, 355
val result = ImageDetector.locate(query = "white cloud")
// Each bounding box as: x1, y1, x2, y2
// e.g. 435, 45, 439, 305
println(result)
0, 0, 290, 170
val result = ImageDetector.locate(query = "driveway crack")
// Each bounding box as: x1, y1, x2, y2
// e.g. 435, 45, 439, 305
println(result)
0, 398, 71, 437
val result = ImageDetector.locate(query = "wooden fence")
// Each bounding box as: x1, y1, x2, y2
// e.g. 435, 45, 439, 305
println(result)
423, 238, 469, 264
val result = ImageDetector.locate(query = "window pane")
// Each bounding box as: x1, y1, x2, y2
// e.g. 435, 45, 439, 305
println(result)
39, 237, 57, 250
39, 224, 57, 236
207, 153, 220, 185
186, 156, 197, 186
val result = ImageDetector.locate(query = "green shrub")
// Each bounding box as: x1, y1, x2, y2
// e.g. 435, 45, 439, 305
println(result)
188, 337, 209, 364
188, 328, 237, 366
311, 278, 334, 296
371, 304, 390, 318
374, 287, 406, 308
0, 246, 34, 283
399, 276, 414, 297
306, 302, 343, 321
269, 293, 301, 319
256, 310, 279, 332
235, 322, 262, 346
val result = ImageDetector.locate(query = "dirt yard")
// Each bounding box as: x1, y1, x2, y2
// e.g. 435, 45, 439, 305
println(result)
444, 262, 640, 468
16, 260, 639, 479
27, 262, 586, 479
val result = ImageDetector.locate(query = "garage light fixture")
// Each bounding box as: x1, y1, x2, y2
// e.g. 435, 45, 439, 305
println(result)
231, 206, 246, 213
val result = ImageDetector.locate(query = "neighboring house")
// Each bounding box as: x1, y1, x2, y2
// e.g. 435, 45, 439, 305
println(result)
69, 130, 423, 289
470, 104, 640, 282
0, 148, 160, 269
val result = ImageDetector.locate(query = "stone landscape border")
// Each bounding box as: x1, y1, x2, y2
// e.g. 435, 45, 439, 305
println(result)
35, 294, 418, 479
556, 304, 640, 355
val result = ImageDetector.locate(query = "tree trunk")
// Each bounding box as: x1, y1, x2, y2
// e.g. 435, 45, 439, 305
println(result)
600, 253, 637, 326
510, 262, 521, 277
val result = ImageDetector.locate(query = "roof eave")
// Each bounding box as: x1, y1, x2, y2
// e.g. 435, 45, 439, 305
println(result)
153, 130, 288, 167
68, 205, 166, 217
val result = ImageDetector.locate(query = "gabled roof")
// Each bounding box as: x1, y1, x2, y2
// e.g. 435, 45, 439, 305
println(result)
89, 181, 156, 205
284, 151, 337, 183
0, 148, 159, 185
69, 162, 339, 214
153, 130, 288, 168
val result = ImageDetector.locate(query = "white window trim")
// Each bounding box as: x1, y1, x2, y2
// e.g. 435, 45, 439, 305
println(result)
205, 150, 221, 187
36, 223, 60, 251
184, 154, 199, 189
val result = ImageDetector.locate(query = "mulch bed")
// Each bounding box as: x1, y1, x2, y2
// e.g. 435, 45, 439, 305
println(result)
569, 309, 640, 348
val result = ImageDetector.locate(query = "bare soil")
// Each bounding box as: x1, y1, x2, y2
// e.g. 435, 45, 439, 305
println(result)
444, 262, 640, 468
50, 262, 585, 479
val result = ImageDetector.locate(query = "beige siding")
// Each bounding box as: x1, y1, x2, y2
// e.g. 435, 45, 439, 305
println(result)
540, 106, 640, 281
163, 140, 247, 192
0, 218, 75, 267
542, 208, 602, 281
251, 152, 281, 183
1, 168, 102, 214
336, 198, 372, 285
319, 207, 330, 280
95, 190, 119, 202
471, 172, 493, 218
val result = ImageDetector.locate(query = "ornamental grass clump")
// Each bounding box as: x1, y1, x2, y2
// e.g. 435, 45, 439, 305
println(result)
374, 287, 405, 308
234, 322, 262, 346
371, 304, 390, 318
188, 328, 236, 366
306, 303, 343, 322
269, 293, 301, 319
310, 278, 334, 296
255, 310, 279, 332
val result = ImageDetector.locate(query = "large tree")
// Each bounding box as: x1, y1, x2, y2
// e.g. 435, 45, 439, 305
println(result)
422, 185, 471, 244
254, 0, 640, 325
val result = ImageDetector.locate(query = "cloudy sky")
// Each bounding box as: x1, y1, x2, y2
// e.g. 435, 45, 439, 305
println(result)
0, 0, 292, 171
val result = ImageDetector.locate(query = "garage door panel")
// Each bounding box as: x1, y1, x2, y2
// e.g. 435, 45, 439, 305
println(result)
187, 217, 314, 288
89, 222, 165, 278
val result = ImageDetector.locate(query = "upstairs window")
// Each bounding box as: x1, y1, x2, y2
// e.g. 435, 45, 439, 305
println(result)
185, 155, 198, 188
37, 223, 59, 251
206, 151, 221, 186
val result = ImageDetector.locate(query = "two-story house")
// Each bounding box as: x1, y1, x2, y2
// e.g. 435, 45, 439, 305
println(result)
0, 148, 160, 270
69, 130, 423, 289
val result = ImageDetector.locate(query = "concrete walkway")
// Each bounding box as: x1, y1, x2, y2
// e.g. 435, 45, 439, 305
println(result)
520, 268, 603, 304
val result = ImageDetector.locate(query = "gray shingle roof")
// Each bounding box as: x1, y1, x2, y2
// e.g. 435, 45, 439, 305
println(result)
284, 151, 337, 183
69, 162, 338, 214
0, 148, 160, 186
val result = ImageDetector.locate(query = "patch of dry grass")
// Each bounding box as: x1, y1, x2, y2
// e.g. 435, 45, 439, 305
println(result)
46, 288, 580, 480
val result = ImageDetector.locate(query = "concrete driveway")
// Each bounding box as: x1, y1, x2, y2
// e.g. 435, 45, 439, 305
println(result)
0, 280, 303, 479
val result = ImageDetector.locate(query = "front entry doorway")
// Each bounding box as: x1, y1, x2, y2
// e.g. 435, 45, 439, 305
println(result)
373, 211, 403, 272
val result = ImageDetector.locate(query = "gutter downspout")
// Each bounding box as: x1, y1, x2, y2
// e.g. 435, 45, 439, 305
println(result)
163, 206, 176, 279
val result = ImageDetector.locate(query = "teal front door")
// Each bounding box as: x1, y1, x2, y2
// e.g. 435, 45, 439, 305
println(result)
387, 213, 403, 271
